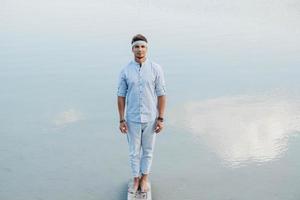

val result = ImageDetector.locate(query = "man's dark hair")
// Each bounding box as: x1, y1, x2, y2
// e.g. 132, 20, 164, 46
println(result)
131, 34, 148, 44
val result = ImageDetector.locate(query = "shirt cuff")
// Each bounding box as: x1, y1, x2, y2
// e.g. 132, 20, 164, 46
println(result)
117, 92, 126, 97
156, 89, 166, 96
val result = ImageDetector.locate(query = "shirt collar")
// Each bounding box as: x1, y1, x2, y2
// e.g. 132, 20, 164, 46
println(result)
132, 57, 148, 66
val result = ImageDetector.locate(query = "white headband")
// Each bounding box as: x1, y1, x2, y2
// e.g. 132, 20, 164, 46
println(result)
131, 40, 148, 47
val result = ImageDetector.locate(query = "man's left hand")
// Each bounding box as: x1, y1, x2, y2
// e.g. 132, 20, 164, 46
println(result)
155, 120, 164, 133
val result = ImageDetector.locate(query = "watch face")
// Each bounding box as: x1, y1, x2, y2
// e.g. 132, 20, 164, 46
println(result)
157, 117, 164, 122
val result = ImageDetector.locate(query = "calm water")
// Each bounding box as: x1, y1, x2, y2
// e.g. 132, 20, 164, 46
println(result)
1, 0, 300, 199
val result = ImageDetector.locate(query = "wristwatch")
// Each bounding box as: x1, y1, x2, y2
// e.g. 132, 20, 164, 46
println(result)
120, 119, 126, 123
157, 117, 164, 122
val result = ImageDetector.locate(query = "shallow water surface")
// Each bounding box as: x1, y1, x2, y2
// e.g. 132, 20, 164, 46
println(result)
0, 0, 300, 199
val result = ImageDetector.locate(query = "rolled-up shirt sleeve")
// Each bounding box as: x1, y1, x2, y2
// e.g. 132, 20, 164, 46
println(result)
155, 66, 166, 96
117, 69, 127, 97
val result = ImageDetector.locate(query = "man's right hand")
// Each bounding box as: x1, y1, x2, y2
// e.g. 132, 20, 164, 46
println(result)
119, 121, 128, 134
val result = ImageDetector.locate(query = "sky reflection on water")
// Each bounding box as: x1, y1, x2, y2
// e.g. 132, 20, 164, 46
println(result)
170, 90, 300, 168
1, 0, 300, 199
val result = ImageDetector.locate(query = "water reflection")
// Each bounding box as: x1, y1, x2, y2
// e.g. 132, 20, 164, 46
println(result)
171, 91, 300, 167
53, 108, 83, 126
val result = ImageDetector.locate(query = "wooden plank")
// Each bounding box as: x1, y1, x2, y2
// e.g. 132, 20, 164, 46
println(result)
127, 179, 152, 200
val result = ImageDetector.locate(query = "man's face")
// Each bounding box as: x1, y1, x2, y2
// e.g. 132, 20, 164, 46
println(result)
132, 44, 148, 59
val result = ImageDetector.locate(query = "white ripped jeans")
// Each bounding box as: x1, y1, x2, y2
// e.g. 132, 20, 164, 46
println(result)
126, 120, 157, 177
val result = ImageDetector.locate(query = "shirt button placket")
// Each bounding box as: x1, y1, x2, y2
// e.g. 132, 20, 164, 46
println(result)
138, 71, 142, 114
140, 90, 142, 114
139, 71, 142, 114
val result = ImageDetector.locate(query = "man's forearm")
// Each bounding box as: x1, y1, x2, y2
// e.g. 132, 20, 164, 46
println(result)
118, 96, 126, 120
157, 95, 166, 118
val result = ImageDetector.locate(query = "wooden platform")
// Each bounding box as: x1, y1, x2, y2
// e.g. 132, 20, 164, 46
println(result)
127, 179, 152, 200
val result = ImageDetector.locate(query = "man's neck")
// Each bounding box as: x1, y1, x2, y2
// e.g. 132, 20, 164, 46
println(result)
135, 57, 146, 64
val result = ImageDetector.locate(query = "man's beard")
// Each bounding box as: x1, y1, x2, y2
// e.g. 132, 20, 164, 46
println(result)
136, 55, 145, 59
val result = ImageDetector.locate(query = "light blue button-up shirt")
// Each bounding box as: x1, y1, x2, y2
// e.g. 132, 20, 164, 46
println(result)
117, 58, 166, 123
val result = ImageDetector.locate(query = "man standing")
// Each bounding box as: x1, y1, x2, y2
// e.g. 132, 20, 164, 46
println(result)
117, 34, 166, 192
